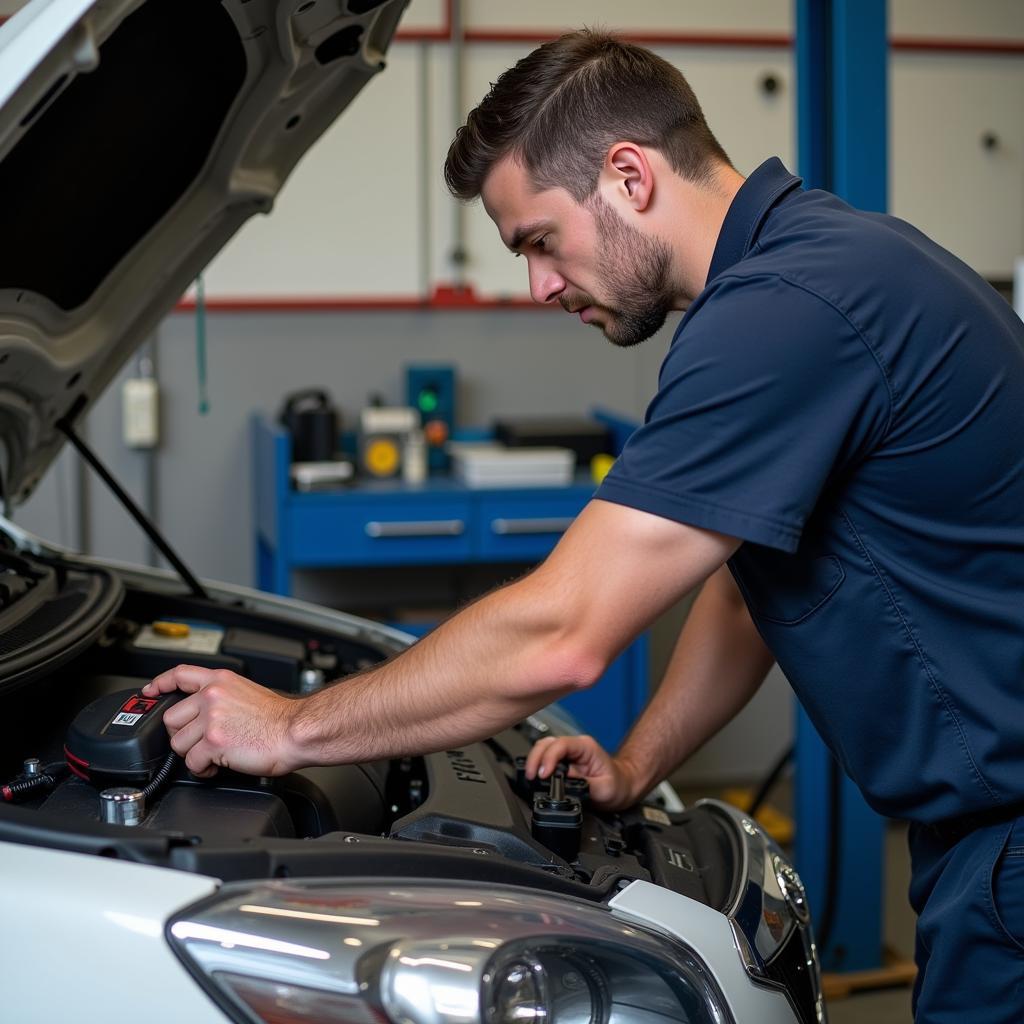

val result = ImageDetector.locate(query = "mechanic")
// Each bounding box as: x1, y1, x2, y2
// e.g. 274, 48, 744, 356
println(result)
143, 31, 1024, 1021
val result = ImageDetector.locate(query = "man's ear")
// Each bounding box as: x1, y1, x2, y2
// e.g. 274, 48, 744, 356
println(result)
601, 142, 654, 212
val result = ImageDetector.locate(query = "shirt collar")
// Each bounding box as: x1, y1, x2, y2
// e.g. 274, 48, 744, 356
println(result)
706, 157, 803, 284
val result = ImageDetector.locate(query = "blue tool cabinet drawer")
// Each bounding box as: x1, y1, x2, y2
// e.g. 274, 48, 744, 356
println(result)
475, 494, 589, 561
288, 498, 475, 566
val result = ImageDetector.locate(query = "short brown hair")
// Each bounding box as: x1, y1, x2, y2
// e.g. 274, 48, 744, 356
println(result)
444, 29, 731, 203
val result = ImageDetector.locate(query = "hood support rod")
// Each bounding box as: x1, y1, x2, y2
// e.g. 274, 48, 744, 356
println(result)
56, 403, 208, 600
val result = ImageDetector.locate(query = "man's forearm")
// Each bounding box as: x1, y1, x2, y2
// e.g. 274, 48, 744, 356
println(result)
616, 566, 774, 801
287, 564, 599, 766
146, 500, 740, 779
285, 503, 740, 769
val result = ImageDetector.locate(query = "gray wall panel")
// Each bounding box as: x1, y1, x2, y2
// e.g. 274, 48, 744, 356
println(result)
148, 307, 672, 587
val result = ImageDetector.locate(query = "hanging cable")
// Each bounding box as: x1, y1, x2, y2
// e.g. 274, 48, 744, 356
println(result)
815, 756, 843, 957
747, 743, 794, 818
195, 273, 210, 415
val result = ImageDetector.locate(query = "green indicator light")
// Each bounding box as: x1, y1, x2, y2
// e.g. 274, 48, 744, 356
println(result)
418, 388, 439, 414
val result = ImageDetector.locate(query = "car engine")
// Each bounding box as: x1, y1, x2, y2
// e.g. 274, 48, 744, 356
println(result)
0, 541, 823, 1024
0, 544, 729, 896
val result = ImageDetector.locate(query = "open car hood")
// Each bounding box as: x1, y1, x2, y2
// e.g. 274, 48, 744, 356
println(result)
0, 0, 406, 507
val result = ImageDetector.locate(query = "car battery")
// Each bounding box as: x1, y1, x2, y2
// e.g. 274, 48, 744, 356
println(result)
220, 628, 307, 693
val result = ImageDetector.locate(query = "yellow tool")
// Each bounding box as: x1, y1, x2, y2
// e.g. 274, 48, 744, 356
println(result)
364, 437, 401, 477
590, 453, 615, 485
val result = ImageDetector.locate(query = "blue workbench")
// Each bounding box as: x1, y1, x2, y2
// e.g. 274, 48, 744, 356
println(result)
251, 413, 647, 749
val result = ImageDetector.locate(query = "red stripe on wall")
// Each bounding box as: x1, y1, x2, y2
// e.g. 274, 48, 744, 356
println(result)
2, 13, 1022, 53
457, 30, 792, 48
173, 285, 548, 313
891, 37, 1024, 55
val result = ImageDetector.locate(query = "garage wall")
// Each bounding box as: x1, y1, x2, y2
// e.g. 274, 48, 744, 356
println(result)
181, 1, 1024, 298
7, 0, 1024, 785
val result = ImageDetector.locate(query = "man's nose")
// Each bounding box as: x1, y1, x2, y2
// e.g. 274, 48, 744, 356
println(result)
529, 262, 565, 304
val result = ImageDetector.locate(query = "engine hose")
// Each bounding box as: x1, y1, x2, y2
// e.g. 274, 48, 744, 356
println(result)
141, 753, 179, 801
2, 762, 68, 803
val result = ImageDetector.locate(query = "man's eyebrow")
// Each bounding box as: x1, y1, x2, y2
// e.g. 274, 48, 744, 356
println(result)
506, 221, 549, 253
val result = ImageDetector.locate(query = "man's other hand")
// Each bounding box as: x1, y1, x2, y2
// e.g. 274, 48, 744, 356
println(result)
142, 665, 300, 779
525, 734, 641, 811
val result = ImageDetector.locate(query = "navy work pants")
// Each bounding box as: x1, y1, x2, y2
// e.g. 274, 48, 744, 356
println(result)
909, 815, 1024, 1021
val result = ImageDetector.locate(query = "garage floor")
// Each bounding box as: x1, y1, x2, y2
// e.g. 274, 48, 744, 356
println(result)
675, 783, 916, 1023
829, 985, 913, 1024
826, 821, 915, 1023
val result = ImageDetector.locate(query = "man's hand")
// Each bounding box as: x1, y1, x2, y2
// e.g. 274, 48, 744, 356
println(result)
525, 734, 642, 811
142, 665, 301, 779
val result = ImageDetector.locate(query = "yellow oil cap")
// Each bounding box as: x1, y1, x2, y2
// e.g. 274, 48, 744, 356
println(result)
153, 620, 190, 638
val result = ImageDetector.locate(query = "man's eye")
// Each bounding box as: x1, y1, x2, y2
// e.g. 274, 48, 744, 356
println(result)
511, 235, 550, 258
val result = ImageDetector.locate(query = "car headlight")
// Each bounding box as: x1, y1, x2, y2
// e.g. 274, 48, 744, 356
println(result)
167, 882, 734, 1024
695, 801, 825, 1024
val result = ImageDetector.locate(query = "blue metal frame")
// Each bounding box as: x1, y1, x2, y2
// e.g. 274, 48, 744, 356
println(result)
794, 0, 888, 973
830, 0, 889, 212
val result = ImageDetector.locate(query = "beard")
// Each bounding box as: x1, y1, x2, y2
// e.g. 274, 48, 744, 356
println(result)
560, 195, 676, 348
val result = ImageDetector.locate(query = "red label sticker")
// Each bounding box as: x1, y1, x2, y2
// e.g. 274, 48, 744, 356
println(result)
120, 695, 158, 716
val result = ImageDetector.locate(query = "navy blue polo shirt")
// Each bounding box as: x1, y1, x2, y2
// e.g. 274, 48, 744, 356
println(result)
596, 158, 1024, 823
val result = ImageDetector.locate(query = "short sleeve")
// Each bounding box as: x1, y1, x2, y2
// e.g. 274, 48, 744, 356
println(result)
595, 273, 892, 552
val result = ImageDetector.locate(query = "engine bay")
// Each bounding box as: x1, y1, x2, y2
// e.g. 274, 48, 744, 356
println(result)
0, 544, 741, 915
0, 543, 831, 1024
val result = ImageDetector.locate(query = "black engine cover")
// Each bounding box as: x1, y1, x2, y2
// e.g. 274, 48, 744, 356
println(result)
389, 743, 572, 874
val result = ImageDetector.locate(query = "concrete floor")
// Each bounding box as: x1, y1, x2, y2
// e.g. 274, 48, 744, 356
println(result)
825, 822, 915, 1023
828, 986, 913, 1024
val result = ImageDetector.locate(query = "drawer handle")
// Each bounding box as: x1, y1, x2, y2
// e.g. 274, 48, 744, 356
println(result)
491, 517, 575, 536
365, 519, 466, 539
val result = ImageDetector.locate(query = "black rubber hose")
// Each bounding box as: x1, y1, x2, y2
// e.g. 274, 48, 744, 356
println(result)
2, 762, 68, 803
747, 743, 794, 818
815, 756, 843, 957
140, 753, 179, 801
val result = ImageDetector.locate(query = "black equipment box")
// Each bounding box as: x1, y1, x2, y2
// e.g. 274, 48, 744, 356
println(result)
493, 417, 612, 468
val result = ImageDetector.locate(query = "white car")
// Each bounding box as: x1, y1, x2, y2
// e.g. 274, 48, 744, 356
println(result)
0, 2, 825, 1022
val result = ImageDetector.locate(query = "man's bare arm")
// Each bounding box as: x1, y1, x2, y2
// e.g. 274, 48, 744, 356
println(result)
527, 565, 774, 808
615, 565, 775, 798
143, 499, 740, 776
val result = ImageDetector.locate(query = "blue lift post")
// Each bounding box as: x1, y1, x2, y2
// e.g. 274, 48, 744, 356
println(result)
794, 0, 888, 973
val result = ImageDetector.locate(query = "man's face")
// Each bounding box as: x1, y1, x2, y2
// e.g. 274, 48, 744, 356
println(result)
481, 157, 676, 348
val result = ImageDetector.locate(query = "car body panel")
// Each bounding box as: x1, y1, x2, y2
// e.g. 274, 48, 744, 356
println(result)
2, 840, 224, 1023
611, 879, 800, 1024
